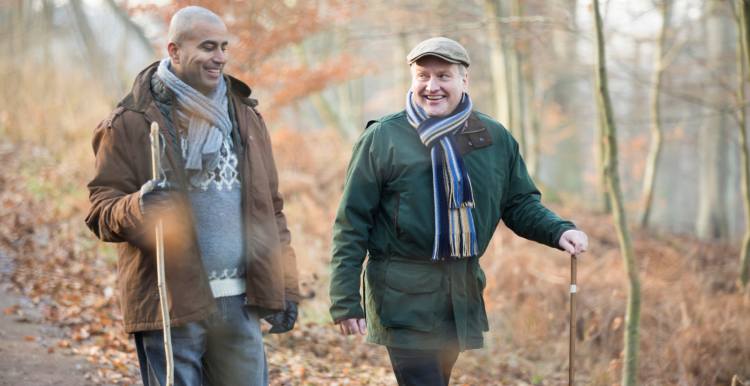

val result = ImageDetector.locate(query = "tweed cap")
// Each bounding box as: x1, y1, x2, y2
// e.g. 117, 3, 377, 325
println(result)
407, 37, 470, 68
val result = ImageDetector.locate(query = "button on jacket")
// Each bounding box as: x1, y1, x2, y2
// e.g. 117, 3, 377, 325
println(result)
329, 110, 575, 351
86, 62, 299, 334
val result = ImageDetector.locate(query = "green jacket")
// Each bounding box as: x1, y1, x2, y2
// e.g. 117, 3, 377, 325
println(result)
329, 110, 576, 351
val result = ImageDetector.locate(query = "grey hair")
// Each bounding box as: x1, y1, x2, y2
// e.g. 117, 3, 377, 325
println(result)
410, 63, 467, 78
168, 6, 224, 44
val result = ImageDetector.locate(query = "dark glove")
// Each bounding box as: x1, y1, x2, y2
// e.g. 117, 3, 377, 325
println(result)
138, 169, 181, 217
264, 301, 298, 334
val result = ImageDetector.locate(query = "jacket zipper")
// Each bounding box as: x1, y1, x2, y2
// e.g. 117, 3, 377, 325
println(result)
394, 192, 401, 239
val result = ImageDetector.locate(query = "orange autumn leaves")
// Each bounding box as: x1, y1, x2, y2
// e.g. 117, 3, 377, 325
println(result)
135, 0, 367, 115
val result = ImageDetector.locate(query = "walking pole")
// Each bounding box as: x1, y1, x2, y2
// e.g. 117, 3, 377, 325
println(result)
150, 122, 174, 386
569, 255, 577, 386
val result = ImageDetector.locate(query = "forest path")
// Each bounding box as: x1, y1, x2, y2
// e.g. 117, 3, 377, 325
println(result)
0, 248, 96, 385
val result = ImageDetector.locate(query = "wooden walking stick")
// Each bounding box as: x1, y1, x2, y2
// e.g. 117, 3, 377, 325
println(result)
150, 122, 174, 386
569, 255, 577, 386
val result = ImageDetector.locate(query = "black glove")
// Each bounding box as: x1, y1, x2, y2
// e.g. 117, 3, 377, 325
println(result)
138, 169, 181, 217
264, 301, 298, 334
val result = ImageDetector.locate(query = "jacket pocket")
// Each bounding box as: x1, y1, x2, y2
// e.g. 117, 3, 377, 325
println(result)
379, 261, 443, 331
478, 267, 490, 332
394, 192, 403, 239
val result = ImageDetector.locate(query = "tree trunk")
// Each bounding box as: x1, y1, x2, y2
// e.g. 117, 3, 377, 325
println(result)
548, 0, 583, 194
69, 0, 122, 98
394, 32, 410, 110
484, 0, 510, 125
592, 1, 642, 384
640, 0, 670, 228
736, 0, 750, 288
593, 78, 612, 214
697, 0, 732, 240
508, 0, 525, 155
103, 0, 154, 57
523, 61, 540, 178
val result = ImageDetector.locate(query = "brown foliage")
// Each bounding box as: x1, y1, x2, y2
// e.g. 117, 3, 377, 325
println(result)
134, 0, 367, 114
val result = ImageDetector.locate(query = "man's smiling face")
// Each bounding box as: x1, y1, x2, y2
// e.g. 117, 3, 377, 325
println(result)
411, 55, 468, 118
168, 18, 228, 95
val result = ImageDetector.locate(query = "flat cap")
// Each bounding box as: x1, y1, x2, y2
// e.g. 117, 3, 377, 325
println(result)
407, 37, 470, 68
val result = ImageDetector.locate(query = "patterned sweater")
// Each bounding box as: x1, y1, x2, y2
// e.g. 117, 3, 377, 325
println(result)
151, 75, 246, 298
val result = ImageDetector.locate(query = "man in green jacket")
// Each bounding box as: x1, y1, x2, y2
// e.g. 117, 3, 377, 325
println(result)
329, 37, 588, 386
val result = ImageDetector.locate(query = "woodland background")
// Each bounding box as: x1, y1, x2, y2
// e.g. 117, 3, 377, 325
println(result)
1, 0, 750, 384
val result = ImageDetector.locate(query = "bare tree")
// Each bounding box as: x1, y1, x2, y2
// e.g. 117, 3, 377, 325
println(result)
735, 0, 750, 288
640, 0, 670, 228
592, 0, 642, 384
697, 0, 732, 240
484, 0, 510, 126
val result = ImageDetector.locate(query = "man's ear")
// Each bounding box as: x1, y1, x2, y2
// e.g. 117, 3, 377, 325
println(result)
167, 42, 180, 64
462, 72, 469, 93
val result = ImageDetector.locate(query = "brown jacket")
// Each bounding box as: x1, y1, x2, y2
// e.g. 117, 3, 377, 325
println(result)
86, 62, 299, 334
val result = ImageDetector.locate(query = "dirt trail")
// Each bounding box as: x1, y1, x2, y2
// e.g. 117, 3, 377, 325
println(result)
0, 248, 96, 385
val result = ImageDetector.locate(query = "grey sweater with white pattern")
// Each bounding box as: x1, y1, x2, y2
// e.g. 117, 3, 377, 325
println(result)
151, 75, 246, 298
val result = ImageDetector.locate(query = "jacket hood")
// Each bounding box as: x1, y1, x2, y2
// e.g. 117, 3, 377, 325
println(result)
118, 61, 258, 112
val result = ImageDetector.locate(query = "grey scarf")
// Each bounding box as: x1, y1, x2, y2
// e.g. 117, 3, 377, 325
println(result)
156, 58, 232, 187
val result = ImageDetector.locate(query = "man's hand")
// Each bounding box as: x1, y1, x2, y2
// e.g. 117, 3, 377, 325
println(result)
139, 169, 181, 218
336, 318, 366, 336
559, 229, 588, 258
264, 301, 298, 334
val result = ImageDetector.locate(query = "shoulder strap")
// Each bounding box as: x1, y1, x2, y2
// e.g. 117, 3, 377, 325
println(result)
365, 119, 380, 130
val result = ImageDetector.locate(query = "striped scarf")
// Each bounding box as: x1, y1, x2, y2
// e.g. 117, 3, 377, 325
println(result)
406, 91, 478, 261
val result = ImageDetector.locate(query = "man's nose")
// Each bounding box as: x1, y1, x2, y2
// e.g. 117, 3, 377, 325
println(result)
426, 77, 440, 92
214, 50, 226, 64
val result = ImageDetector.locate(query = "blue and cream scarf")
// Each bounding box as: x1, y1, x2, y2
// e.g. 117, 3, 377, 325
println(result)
406, 91, 478, 261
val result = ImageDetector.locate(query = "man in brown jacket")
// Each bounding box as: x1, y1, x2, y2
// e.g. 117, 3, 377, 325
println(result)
85, 6, 299, 386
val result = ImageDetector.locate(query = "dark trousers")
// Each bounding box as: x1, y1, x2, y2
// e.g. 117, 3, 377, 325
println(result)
386, 346, 461, 386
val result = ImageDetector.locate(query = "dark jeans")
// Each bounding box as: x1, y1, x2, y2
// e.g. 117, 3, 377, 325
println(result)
134, 294, 268, 386
386, 346, 461, 386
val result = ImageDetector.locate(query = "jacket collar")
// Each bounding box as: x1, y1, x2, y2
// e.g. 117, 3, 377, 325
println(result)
118, 61, 258, 113
456, 111, 493, 156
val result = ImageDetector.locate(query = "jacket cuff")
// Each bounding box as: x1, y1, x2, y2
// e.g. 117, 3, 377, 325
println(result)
333, 315, 365, 324
285, 293, 301, 304
554, 227, 578, 251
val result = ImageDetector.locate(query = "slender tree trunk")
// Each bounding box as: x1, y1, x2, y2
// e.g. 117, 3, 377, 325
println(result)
69, 0, 122, 98
103, 0, 154, 57
507, 0, 525, 154
394, 32, 410, 109
548, 0, 583, 194
736, 0, 750, 287
592, 1, 642, 384
640, 0, 670, 228
593, 76, 612, 214
523, 61, 540, 178
41, 0, 54, 66
697, 0, 732, 240
484, 0, 510, 125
